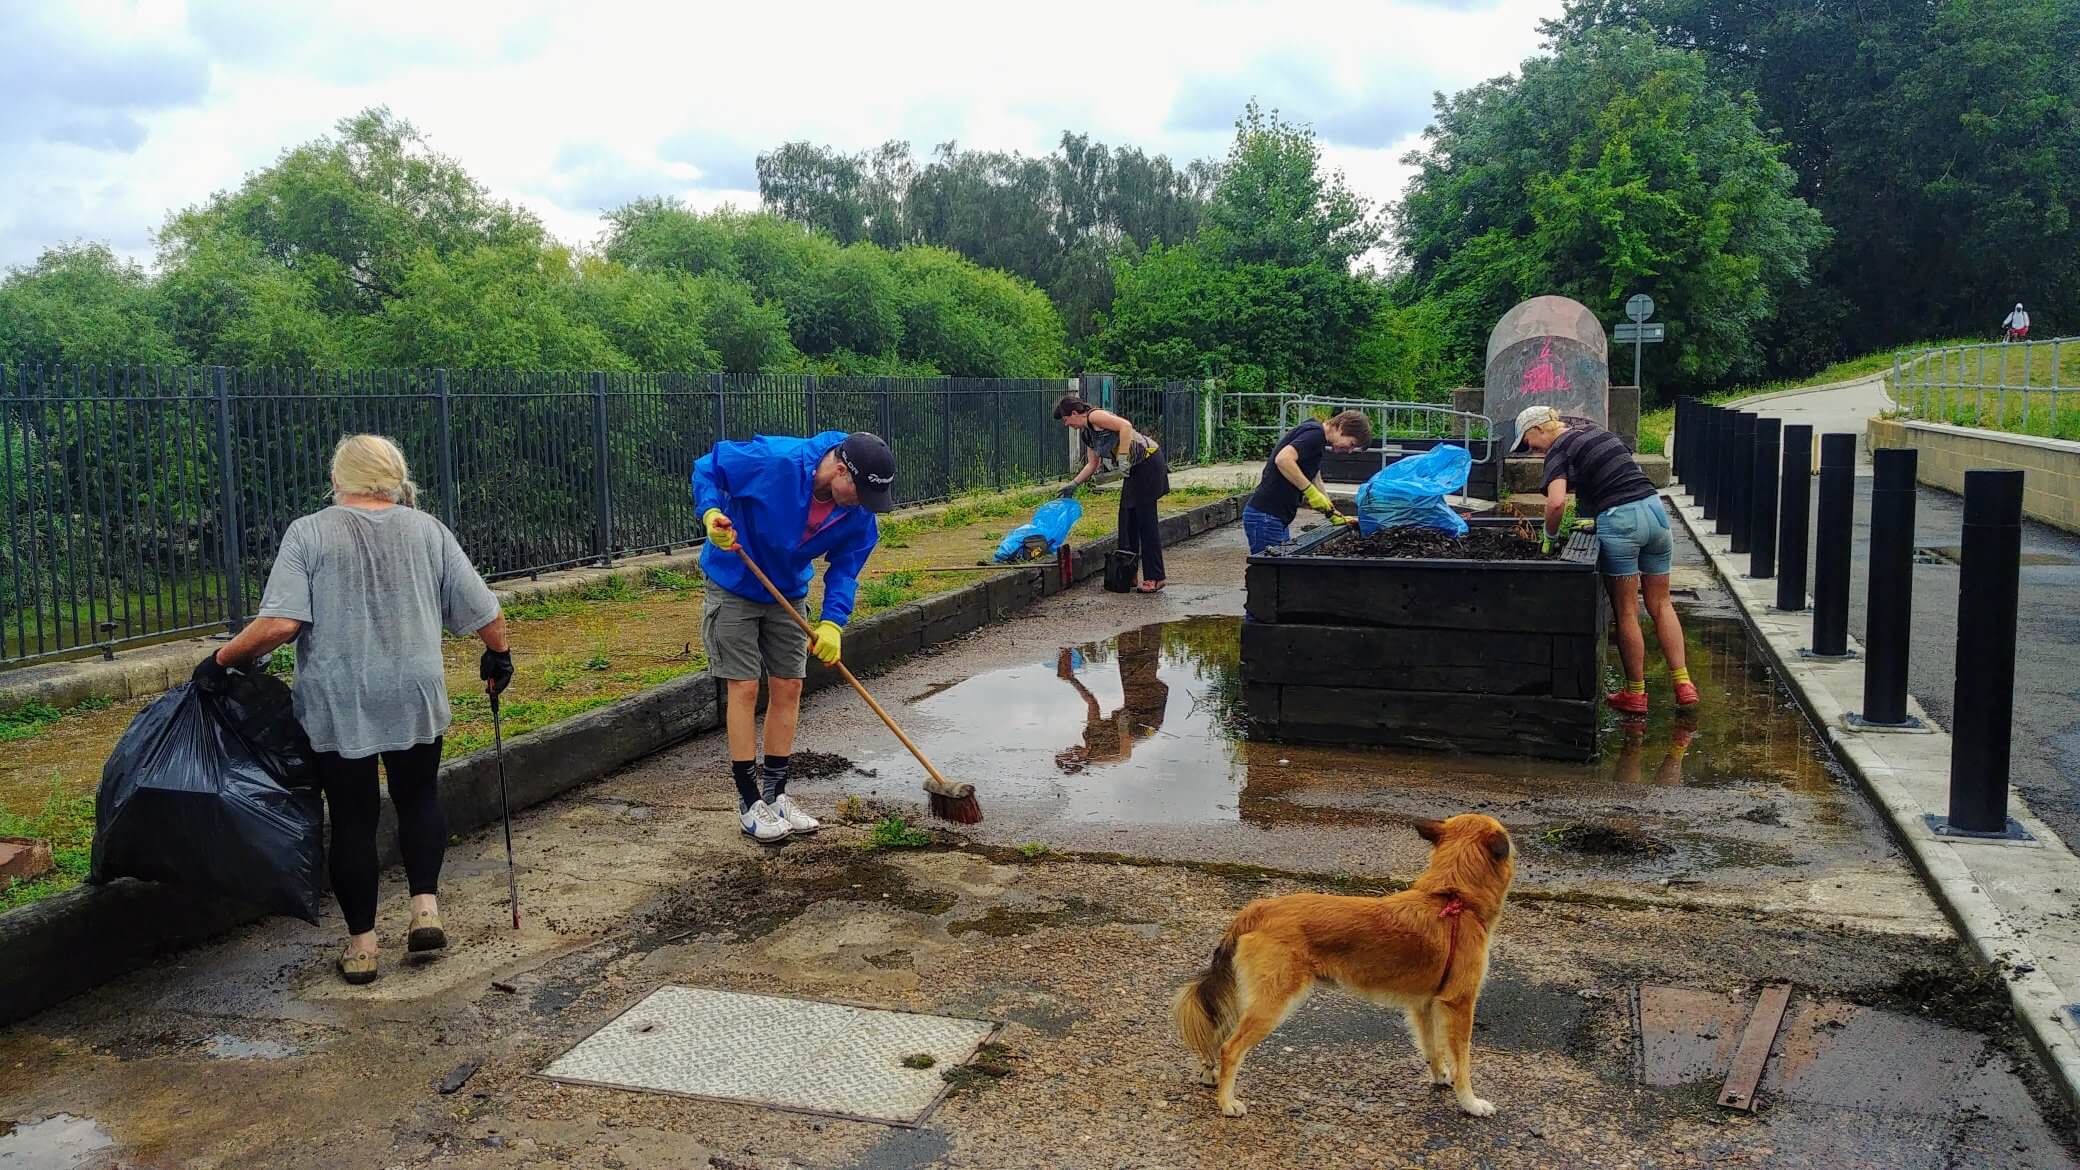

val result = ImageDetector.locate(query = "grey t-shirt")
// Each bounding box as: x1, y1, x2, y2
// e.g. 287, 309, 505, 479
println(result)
256, 505, 500, 758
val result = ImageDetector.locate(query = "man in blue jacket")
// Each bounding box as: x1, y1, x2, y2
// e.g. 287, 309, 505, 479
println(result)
693, 431, 896, 843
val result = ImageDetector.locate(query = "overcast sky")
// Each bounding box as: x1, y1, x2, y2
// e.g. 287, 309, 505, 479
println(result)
0, 0, 1561, 272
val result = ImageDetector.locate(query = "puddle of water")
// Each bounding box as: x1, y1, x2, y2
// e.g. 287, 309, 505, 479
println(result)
863, 609, 1837, 825
202, 1034, 298, 1060
0, 1114, 117, 1169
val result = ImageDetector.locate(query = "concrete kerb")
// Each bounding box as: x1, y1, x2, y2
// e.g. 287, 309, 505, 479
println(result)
1664, 482, 2080, 1115
0, 491, 1251, 1027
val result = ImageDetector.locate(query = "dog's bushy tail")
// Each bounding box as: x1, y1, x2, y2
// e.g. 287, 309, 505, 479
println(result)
1174, 936, 1239, 1064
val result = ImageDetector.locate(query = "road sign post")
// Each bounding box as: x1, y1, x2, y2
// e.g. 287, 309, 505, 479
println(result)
1620, 294, 1661, 389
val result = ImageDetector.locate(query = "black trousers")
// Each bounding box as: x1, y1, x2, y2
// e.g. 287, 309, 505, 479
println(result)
1118, 452, 1170, 582
315, 740, 446, 935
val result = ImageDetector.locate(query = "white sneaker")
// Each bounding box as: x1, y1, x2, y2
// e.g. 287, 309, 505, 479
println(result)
740, 800, 792, 843
773, 794, 820, 834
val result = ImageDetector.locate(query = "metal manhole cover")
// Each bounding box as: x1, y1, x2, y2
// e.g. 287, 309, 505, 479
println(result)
538, 986, 998, 1126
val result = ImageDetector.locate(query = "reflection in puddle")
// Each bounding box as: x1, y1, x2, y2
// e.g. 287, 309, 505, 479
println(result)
203, 1034, 298, 1060
871, 610, 1836, 826
0, 1113, 117, 1168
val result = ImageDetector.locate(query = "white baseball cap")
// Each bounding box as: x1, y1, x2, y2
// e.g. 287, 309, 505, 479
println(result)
1511, 405, 1563, 452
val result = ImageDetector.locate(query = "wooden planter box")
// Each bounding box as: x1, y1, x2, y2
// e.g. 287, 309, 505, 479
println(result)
1243, 519, 1607, 760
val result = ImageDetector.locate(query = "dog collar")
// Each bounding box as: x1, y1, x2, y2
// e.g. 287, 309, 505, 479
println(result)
1438, 896, 1466, 919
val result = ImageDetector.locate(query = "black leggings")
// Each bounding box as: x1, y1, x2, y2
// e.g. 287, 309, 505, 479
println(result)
1118, 455, 1169, 582
315, 740, 446, 936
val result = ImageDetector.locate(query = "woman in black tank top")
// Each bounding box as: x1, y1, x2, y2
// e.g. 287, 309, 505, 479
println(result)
1055, 395, 1171, 591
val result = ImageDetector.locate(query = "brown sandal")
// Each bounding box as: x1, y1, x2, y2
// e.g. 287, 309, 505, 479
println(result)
337, 947, 378, 985
1135, 580, 1166, 594
407, 909, 448, 953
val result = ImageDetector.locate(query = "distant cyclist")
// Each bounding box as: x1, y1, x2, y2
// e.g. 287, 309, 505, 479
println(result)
2003, 303, 2031, 342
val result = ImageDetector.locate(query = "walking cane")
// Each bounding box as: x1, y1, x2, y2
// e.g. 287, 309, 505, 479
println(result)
489, 690, 520, 930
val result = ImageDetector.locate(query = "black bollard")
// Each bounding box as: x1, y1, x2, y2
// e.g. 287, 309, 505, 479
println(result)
1855, 448, 1919, 726
1684, 401, 1704, 503
1703, 408, 1726, 523
1713, 405, 1730, 528
1664, 395, 1680, 478
1726, 412, 1756, 546
1775, 424, 1813, 611
1749, 417, 1781, 579
1681, 398, 1698, 487
1946, 469, 2025, 835
1697, 405, 1713, 514
1807, 433, 1856, 658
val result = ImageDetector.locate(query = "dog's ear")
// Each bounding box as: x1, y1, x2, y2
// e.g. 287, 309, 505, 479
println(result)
1485, 831, 1512, 863
1413, 818, 1446, 845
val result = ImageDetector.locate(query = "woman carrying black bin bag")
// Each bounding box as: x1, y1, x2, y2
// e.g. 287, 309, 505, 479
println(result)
1055, 395, 1170, 593
195, 434, 514, 985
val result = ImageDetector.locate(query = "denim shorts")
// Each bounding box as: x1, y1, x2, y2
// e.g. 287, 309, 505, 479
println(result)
1595, 496, 1674, 577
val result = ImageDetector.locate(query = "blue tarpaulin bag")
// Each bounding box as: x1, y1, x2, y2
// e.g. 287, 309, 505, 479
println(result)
1356, 445, 1472, 537
994, 498, 1083, 562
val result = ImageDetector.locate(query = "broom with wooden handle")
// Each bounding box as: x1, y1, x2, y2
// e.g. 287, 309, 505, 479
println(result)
728, 543, 983, 825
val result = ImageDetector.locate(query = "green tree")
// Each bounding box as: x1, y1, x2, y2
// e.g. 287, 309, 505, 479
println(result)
1395, 30, 1827, 388
0, 244, 188, 369
1096, 103, 1381, 395
1548, 0, 2080, 367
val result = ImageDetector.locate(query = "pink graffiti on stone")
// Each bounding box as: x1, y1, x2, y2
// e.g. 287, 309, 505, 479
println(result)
1518, 339, 1573, 395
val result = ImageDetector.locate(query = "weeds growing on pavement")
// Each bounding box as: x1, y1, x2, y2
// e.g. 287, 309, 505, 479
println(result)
863, 815, 932, 849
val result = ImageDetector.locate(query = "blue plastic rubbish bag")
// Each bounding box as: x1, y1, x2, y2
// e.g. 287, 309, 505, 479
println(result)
1356, 444, 1472, 537
994, 498, 1083, 562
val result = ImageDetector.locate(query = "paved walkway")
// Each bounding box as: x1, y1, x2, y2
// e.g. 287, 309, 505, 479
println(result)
7, 523, 2075, 1167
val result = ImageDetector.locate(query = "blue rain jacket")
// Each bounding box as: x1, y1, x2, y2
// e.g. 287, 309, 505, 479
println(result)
691, 432, 879, 625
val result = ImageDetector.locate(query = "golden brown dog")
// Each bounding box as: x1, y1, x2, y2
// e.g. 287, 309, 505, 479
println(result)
1174, 813, 1515, 1118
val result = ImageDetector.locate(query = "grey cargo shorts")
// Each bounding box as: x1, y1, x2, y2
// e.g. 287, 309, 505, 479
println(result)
701, 584, 811, 680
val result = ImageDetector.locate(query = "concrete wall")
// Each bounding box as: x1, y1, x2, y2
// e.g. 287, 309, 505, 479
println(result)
1868, 418, 2080, 534
0, 494, 1246, 1026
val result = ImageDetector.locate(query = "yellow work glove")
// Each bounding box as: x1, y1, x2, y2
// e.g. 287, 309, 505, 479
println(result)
1541, 530, 1555, 556
1302, 484, 1336, 518
1328, 512, 1354, 526
811, 620, 842, 666
1573, 518, 1597, 534
702, 508, 736, 550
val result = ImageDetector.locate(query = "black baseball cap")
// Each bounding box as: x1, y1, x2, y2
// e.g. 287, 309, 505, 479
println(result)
837, 432, 897, 513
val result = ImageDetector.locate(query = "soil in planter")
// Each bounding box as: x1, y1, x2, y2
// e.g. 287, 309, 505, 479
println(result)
1326, 526, 1546, 561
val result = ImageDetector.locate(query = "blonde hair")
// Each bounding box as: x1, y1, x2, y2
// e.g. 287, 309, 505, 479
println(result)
330, 434, 418, 507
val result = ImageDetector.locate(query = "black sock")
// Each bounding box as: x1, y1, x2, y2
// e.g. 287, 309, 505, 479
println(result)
732, 760, 760, 811
762, 754, 791, 804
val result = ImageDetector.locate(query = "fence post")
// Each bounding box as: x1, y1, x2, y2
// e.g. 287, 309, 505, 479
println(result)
879, 377, 893, 448
1943, 469, 2026, 837
804, 373, 819, 435
1851, 447, 1919, 728
590, 371, 613, 566
1807, 433, 1856, 658
710, 372, 726, 445
991, 388, 1002, 490
2054, 340, 2063, 432
1776, 423, 1813, 611
1748, 416, 1780, 579
434, 368, 459, 527
211, 366, 246, 631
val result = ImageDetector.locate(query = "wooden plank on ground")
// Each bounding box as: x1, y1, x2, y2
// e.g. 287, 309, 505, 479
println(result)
1718, 983, 1793, 1112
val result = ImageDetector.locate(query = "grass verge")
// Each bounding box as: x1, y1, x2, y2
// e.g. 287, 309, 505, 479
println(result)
0, 782, 95, 912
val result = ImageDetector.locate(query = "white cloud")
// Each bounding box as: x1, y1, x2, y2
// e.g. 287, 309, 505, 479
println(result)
0, 0, 1561, 270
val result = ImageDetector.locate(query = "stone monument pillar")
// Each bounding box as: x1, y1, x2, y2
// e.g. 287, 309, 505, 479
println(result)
1484, 296, 1610, 455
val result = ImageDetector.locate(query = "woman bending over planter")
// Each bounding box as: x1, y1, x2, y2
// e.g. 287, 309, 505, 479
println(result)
1513, 405, 1695, 716
1242, 409, 1372, 554
1055, 395, 1170, 592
